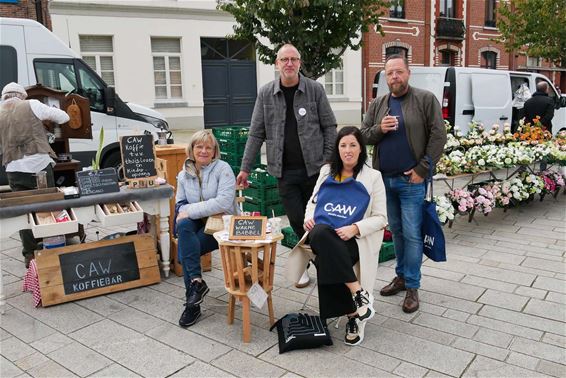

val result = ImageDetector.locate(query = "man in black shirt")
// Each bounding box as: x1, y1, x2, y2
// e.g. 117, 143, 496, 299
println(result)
237, 44, 337, 287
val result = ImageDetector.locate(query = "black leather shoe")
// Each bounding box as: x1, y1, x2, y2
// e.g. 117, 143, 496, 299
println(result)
186, 280, 209, 306
380, 276, 406, 296
179, 304, 201, 327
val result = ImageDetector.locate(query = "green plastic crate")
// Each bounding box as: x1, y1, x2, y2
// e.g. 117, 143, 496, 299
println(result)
379, 241, 396, 263
242, 201, 285, 217
248, 164, 278, 188
282, 226, 300, 248
243, 187, 280, 203
218, 138, 247, 155
212, 126, 250, 143
220, 151, 260, 168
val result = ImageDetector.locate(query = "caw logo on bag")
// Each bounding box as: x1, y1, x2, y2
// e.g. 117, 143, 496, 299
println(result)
314, 176, 370, 229
323, 202, 357, 219
423, 234, 435, 249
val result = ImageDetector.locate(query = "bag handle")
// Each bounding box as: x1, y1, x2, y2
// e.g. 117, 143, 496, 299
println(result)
425, 155, 433, 202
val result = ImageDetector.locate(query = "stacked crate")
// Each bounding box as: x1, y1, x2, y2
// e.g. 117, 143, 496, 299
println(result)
212, 126, 260, 175
242, 164, 285, 216
281, 226, 300, 249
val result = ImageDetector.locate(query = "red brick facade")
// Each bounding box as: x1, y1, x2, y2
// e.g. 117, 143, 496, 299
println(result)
0, 0, 51, 30
363, 0, 563, 107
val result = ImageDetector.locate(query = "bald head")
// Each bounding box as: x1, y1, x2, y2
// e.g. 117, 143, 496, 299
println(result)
536, 81, 549, 93
276, 44, 301, 60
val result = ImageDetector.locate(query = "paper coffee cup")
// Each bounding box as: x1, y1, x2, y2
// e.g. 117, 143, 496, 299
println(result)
269, 217, 282, 235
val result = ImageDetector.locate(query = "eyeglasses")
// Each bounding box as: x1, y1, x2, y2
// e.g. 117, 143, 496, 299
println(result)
279, 57, 300, 64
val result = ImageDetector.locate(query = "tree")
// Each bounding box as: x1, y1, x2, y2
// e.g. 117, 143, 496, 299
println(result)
217, 0, 387, 79
497, 0, 566, 68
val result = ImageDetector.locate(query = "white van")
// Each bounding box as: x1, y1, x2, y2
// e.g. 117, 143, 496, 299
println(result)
0, 18, 172, 185
373, 66, 566, 134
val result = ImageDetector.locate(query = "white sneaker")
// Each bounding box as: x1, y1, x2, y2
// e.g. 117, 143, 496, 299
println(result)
344, 316, 365, 346
353, 288, 375, 322
295, 269, 311, 288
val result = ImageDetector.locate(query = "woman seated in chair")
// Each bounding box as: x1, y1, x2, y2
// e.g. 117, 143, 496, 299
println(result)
175, 130, 239, 327
287, 126, 387, 346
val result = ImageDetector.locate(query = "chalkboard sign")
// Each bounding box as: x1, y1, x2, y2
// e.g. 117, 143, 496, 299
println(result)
76, 168, 120, 196
59, 241, 139, 295
120, 134, 157, 180
229, 216, 267, 240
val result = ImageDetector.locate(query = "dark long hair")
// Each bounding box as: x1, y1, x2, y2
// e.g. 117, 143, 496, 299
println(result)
329, 126, 368, 178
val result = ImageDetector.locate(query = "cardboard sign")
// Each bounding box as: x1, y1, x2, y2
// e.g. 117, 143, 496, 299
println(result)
120, 135, 157, 180
229, 216, 267, 240
76, 168, 120, 196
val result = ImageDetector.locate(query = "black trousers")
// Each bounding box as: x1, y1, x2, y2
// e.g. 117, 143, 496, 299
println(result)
308, 224, 360, 319
277, 168, 318, 238
7, 165, 55, 257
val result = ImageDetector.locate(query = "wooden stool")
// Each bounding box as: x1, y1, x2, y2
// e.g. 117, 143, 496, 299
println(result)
171, 238, 212, 277
216, 235, 282, 342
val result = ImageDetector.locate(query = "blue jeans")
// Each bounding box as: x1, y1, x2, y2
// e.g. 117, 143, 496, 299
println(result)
177, 218, 218, 289
383, 175, 425, 289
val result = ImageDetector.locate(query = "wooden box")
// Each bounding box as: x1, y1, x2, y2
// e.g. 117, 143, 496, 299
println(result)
36, 234, 160, 307
95, 201, 143, 227
0, 187, 64, 208
30, 208, 78, 238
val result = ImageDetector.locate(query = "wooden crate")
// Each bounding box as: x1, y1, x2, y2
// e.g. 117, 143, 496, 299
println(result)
36, 234, 160, 307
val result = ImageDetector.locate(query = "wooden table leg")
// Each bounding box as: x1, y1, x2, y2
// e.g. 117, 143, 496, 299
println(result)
227, 295, 235, 324
267, 294, 275, 326
242, 296, 251, 343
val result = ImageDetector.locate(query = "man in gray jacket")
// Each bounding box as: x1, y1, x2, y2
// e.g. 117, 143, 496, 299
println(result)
237, 44, 337, 287
361, 55, 446, 313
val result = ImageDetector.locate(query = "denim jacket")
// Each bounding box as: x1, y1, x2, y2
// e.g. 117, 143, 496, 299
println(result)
241, 74, 337, 178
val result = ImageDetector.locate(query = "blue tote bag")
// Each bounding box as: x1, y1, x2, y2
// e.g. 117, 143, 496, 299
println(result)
313, 175, 370, 229
422, 158, 446, 262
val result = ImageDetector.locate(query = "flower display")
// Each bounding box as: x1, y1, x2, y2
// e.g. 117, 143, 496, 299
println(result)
472, 186, 495, 215
539, 169, 565, 194
447, 188, 475, 213
434, 195, 455, 224
520, 172, 544, 195
513, 117, 553, 144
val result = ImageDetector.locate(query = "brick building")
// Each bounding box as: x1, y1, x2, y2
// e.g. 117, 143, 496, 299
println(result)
362, 0, 563, 109
0, 0, 51, 29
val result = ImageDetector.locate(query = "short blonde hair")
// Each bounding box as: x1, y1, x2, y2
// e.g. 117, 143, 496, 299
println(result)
186, 129, 221, 161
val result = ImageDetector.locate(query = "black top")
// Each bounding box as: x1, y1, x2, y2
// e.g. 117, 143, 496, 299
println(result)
281, 82, 306, 170
524, 91, 555, 132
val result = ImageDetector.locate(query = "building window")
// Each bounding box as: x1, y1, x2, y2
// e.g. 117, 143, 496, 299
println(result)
440, 0, 456, 18
386, 46, 408, 58
320, 63, 344, 96
79, 36, 115, 86
439, 49, 456, 66
481, 51, 497, 69
485, 0, 496, 27
389, 0, 405, 19
151, 37, 183, 100
527, 56, 541, 68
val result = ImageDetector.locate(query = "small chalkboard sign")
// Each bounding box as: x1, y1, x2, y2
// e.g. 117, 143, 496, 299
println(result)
229, 216, 267, 240
120, 134, 157, 180
59, 241, 139, 295
76, 168, 120, 197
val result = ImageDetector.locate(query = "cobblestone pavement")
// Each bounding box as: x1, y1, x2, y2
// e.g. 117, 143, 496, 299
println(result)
1, 186, 564, 378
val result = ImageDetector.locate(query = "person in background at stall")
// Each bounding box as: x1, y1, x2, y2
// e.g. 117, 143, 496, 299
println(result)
175, 130, 239, 328
523, 81, 555, 133
236, 43, 337, 289
0, 82, 70, 268
287, 126, 388, 346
